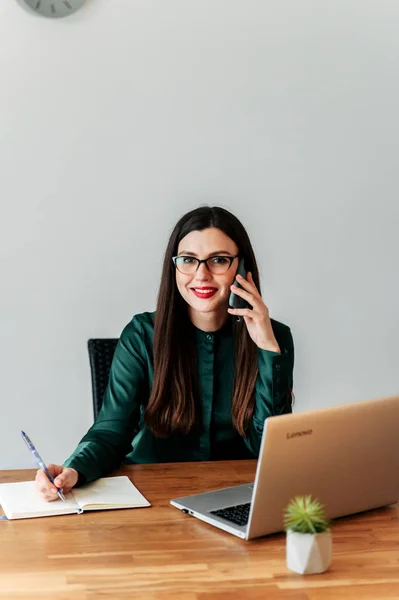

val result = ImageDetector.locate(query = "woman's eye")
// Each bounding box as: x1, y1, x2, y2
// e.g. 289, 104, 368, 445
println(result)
181, 257, 195, 264
211, 257, 229, 264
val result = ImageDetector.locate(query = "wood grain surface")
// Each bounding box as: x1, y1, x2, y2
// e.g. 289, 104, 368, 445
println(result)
0, 461, 398, 599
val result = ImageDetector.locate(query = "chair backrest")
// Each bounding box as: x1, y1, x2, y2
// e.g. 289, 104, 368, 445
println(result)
87, 338, 119, 420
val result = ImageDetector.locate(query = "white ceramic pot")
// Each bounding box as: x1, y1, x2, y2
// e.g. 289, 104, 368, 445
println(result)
286, 530, 332, 575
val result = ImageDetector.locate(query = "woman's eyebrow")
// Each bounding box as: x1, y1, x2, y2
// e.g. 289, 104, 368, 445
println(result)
177, 250, 234, 257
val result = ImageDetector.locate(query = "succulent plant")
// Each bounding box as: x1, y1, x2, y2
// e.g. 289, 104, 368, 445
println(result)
284, 495, 330, 534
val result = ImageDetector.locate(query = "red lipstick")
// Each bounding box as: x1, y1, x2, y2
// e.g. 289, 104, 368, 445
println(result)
191, 287, 218, 299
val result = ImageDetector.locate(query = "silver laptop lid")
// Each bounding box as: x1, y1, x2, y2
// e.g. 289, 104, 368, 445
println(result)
247, 395, 399, 538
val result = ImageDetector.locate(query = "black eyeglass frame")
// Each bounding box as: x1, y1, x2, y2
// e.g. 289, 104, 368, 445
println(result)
172, 255, 239, 274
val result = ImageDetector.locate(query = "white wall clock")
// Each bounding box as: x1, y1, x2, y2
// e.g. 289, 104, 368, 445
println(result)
19, 0, 85, 18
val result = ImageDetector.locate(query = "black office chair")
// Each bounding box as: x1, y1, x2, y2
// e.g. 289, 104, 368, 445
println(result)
87, 338, 119, 420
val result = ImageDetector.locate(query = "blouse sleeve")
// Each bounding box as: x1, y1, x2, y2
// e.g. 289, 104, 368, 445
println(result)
63, 316, 147, 483
243, 323, 294, 456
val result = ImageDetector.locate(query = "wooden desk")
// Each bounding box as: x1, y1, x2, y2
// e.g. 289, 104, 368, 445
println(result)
0, 461, 398, 599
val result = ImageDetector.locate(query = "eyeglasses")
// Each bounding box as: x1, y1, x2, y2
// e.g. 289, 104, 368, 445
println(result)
172, 255, 239, 275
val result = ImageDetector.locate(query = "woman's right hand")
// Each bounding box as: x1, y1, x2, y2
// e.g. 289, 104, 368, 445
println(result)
35, 464, 79, 502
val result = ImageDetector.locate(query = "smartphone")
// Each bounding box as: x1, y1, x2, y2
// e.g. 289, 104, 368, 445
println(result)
228, 258, 250, 320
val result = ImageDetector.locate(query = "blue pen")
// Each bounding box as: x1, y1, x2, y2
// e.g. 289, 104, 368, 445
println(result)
21, 431, 66, 502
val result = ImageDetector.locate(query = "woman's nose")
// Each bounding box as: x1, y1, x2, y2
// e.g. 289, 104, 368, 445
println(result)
195, 262, 211, 279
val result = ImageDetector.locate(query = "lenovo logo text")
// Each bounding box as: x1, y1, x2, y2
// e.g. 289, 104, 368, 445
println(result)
287, 429, 313, 439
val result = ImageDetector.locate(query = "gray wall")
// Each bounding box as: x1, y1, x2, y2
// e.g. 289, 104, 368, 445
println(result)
1, 0, 398, 469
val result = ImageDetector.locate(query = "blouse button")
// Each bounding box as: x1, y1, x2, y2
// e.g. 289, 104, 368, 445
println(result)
206, 334, 212, 340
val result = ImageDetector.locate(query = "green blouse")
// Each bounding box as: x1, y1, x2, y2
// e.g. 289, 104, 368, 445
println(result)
64, 312, 294, 483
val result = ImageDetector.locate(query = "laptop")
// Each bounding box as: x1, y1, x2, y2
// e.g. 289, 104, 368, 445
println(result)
170, 395, 399, 540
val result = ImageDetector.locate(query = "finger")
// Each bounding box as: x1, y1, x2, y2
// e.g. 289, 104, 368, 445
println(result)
236, 273, 262, 299
42, 489, 61, 502
236, 271, 258, 291
37, 479, 59, 495
35, 481, 60, 501
37, 484, 58, 496
35, 469, 53, 489
53, 473, 69, 488
46, 464, 63, 477
227, 307, 256, 319
247, 272, 257, 287
35, 467, 64, 497
43, 480, 73, 499
230, 284, 261, 308
54, 468, 78, 490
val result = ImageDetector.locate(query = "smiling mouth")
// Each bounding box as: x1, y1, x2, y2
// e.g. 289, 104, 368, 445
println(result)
191, 288, 218, 299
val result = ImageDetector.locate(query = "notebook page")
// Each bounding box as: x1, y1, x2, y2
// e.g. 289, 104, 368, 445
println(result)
72, 476, 150, 510
0, 481, 81, 519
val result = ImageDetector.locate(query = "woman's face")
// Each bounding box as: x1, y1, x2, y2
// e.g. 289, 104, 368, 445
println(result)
175, 227, 239, 319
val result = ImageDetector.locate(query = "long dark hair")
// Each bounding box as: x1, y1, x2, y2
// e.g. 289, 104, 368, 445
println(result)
144, 206, 260, 438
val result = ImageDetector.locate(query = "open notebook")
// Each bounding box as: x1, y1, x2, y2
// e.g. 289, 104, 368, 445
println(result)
0, 476, 150, 520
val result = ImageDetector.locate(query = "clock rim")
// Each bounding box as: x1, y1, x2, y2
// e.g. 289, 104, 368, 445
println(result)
18, 0, 85, 18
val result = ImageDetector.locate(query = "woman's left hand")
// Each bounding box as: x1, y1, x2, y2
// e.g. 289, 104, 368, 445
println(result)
227, 272, 281, 353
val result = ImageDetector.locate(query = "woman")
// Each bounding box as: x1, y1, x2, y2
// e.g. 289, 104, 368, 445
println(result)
36, 206, 294, 501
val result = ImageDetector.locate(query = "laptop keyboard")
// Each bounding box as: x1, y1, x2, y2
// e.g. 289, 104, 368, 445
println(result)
210, 502, 251, 526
